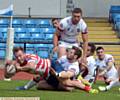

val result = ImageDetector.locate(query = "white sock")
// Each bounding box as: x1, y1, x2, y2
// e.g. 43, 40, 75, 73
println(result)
24, 80, 37, 90
106, 80, 120, 90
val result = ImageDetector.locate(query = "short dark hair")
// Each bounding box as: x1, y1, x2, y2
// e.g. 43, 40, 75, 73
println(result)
96, 46, 104, 51
51, 18, 58, 23
72, 8, 82, 14
13, 47, 24, 54
72, 46, 82, 59
88, 43, 96, 54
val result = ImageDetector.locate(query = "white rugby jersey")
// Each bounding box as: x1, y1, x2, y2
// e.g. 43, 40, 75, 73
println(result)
96, 54, 118, 78
96, 54, 114, 69
87, 56, 96, 75
58, 55, 80, 76
59, 16, 88, 43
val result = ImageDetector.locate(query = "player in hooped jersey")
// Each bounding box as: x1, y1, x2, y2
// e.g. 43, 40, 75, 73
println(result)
5, 47, 59, 90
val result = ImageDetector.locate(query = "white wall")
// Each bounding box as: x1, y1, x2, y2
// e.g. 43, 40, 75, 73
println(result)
0, 0, 120, 18
0, 0, 65, 17
75, 0, 120, 17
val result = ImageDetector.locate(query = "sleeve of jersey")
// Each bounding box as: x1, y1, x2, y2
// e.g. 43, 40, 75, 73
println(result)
88, 58, 96, 68
59, 19, 67, 32
81, 21, 88, 34
27, 58, 36, 63
106, 55, 114, 64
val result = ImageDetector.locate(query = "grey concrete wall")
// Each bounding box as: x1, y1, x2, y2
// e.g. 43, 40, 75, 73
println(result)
0, 0, 64, 17
0, 0, 120, 18
75, 0, 120, 17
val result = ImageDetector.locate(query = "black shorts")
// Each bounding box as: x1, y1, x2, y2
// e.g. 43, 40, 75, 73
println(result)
46, 74, 59, 89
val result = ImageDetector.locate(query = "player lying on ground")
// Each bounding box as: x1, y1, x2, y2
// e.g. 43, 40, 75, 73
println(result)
4, 46, 98, 93
95, 46, 120, 92
42, 46, 98, 93
4, 47, 72, 91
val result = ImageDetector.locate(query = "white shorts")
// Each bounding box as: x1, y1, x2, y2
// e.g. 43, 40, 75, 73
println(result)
58, 41, 79, 48
104, 67, 119, 80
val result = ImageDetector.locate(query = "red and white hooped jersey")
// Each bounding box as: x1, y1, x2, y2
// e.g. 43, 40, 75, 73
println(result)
25, 54, 51, 79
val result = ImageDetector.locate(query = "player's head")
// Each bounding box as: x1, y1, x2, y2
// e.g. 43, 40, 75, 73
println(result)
13, 47, 26, 64
72, 8, 82, 25
96, 46, 105, 60
87, 43, 96, 57
67, 46, 82, 61
51, 18, 59, 28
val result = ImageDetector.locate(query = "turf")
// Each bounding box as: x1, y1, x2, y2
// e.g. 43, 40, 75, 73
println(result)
0, 80, 120, 100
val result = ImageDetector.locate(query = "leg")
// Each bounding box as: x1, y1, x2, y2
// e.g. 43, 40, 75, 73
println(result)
59, 78, 92, 92
99, 78, 120, 91
36, 80, 55, 90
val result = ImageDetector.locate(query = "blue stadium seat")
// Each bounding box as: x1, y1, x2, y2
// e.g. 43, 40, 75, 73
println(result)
34, 44, 49, 48
0, 43, 6, 48
0, 28, 7, 41
114, 14, 120, 23
109, 5, 120, 22
0, 49, 6, 59
113, 14, 120, 29
42, 28, 55, 40
110, 5, 120, 13
26, 43, 34, 48
17, 33, 31, 42
45, 34, 54, 40
27, 28, 40, 34
37, 48, 49, 58
15, 28, 26, 34
0, 18, 9, 27
26, 48, 36, 54
12, 19, 23, 27
48, 44, 54, 49
23, 19, 37, 27
0, 33, 3, 40
43, 28, 55, 34
0, 28, 7, 34
116, 22, 120, 31
31, 33, 44, 41
14, 43, 24, 47
38, 19, 51, 27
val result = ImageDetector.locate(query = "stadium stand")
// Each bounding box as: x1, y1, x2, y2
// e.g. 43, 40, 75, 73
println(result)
109, 5, 120, 23
0, 18, 9, 27
12, 19, 23, 28
109, 5, 120, 39
0, 12, 120, 62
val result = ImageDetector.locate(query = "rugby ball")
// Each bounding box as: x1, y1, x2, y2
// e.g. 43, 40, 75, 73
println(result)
6, 64, 16, 75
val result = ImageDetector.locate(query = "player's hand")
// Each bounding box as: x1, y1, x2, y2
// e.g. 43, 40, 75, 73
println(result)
15, 65, 22, 72
5, 60, 12, 65
53, 46, 58, 52
81, 57, 87, 64
99, 69, 107, 76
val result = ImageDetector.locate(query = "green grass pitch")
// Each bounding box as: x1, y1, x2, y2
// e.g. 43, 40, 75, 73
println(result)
0, 80, 120, 100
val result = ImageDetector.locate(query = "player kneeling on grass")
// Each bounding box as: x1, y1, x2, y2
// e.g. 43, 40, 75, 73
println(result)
95, 47, 120, 92
49, 46, 98, 93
